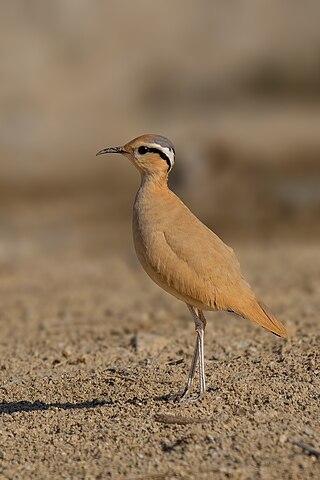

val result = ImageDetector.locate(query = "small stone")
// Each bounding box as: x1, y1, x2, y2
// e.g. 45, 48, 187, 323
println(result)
62, 347, 72, 358
279, 434, 287, 444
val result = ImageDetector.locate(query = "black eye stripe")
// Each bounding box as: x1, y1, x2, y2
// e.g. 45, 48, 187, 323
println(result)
138, 146, 172, 171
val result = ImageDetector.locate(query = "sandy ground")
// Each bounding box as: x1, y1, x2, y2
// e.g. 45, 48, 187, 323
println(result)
0, 207, 319, 480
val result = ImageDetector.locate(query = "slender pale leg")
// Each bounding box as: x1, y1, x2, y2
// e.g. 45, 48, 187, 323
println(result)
180, 304, 207, 402
180, 328, 199, 400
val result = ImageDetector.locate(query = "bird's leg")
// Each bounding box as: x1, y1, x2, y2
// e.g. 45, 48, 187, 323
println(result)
197, 310, 207, 396
180, 326, 199, 400
180, 305, 206, 402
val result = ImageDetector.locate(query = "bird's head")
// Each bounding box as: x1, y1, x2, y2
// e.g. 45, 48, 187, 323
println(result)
96, 134, 175, 177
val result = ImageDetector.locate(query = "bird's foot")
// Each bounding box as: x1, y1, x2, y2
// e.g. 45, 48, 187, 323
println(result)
162, 390, 203, 402
180, 387, 205, 403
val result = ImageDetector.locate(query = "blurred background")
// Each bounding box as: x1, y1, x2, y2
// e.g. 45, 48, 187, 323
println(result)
1, 0, 320, 262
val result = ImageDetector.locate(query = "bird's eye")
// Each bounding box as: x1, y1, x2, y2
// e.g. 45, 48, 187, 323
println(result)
138, 146, 148, 155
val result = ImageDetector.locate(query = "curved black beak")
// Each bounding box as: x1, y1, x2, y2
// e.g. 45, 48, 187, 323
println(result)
96, 146, 124, 156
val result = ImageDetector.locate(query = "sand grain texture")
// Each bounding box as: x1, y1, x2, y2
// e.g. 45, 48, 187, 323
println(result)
0, 217, 319, 480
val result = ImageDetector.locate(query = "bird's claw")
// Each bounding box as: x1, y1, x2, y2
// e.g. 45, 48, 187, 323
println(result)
180, 388, 204, 403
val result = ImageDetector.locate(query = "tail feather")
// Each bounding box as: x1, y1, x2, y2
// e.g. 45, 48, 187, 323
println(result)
239, 300, 288, 338
257, 301, 287, 337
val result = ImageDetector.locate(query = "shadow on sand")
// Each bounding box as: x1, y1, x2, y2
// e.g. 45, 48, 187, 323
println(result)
0, 394, 176, 415
0, 399, 114, 414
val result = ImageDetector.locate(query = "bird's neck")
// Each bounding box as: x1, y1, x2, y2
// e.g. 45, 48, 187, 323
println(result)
134, 172, 170, 213
139, 172, 169, 191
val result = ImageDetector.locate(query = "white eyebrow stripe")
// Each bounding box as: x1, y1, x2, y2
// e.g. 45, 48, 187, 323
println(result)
148, 143, 175, 171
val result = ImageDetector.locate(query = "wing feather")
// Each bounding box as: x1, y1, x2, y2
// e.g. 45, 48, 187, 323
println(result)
140, 198, 249, 310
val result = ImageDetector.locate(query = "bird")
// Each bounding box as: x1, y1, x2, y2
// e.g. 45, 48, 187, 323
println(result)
96, 134, 287, 402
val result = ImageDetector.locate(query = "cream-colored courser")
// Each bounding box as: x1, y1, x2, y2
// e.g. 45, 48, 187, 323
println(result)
97, 134, 287, 402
